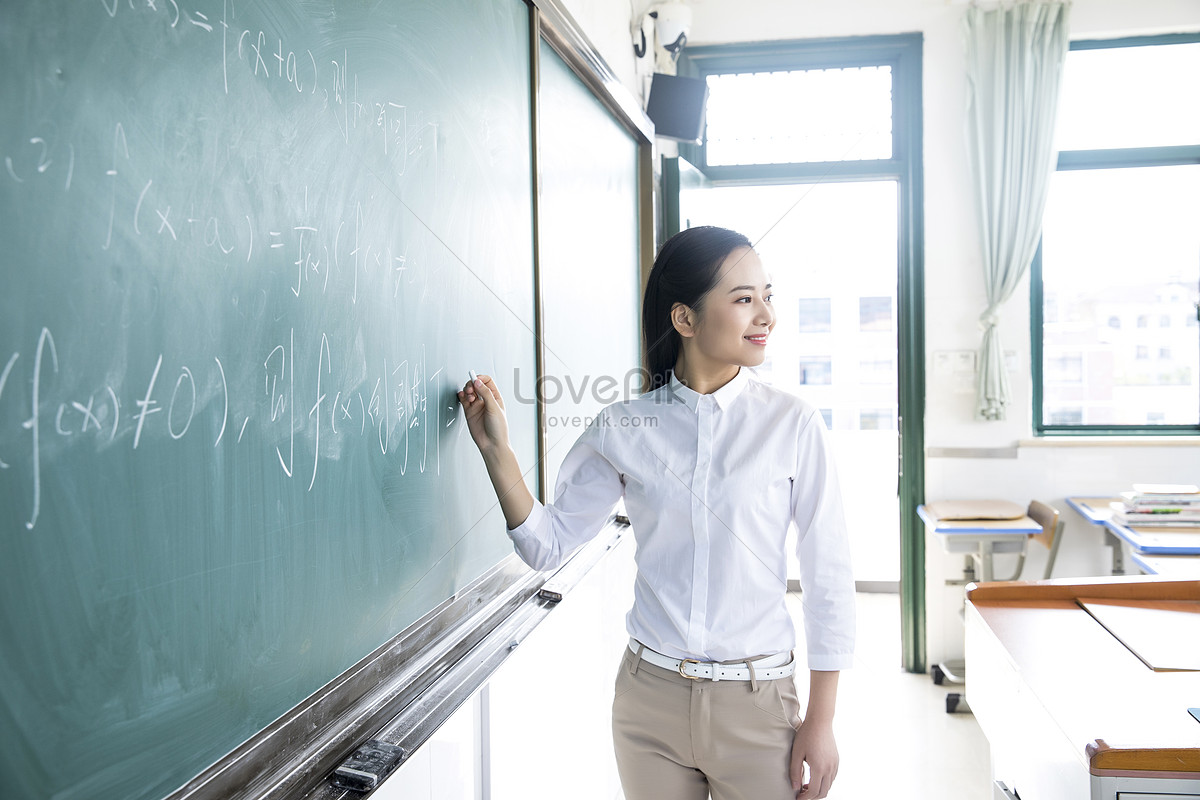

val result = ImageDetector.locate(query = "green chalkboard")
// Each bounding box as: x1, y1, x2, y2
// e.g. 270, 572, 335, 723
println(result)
0, 2, 537, 798
537, 37, 642, 487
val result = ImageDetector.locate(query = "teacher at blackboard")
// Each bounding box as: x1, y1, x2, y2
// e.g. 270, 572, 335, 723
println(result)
458, 226, 855, 800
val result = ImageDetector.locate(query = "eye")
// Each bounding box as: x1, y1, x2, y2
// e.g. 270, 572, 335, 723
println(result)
765, 293, 775, 303
735, 296, 752, 304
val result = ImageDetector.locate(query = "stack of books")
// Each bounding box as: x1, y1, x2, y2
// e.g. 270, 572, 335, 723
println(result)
1111, 484, 1200, 527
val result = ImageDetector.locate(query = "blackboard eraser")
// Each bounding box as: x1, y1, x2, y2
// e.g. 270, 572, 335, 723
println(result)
537, 585, 563, 603
331, 739, 405, 792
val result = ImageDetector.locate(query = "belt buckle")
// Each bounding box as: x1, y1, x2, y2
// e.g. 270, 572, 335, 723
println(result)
678, 658, 704, 680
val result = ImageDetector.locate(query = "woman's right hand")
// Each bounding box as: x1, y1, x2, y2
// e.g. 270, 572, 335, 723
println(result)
457, 374, 510, 455
456, 374, 534, 529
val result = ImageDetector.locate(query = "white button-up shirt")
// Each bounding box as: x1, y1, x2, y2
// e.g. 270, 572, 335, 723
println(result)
508, 368, 855, 671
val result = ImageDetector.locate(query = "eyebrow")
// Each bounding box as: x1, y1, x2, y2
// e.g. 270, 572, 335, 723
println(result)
728, 283, 773, 293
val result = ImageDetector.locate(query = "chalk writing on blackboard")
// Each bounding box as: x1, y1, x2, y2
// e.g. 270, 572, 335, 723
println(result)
1, 327, 455, 532
1, 1, 537, 797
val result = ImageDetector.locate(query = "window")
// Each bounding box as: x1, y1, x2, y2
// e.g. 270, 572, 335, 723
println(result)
704, 66, 892, 165
860, 357, 895, 384
799, 357, 832, 385
1046, 354, 1083, 383
859, 408, 896, 430
798, 297, 832, 332
859, 296, 893, 331
679, 33, 925, 667
1034, 35, 1200, 435
1048, 408, 1084, 426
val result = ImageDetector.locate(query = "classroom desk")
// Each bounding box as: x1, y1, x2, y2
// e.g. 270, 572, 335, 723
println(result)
917, 504, 1041, 582
1105, 519, 1200, 555
965, 578, 1200, 800
1064, 496, 1125, 574
1131, 552, 1200, 578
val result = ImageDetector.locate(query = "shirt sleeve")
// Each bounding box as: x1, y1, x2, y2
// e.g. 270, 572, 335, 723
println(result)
507, 411, 625, 572
790, 409, 857, 671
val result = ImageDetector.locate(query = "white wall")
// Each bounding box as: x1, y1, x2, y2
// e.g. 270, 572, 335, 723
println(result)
558, 0, 643, 96
376, 535, 636, 800
487, 535, 636, 800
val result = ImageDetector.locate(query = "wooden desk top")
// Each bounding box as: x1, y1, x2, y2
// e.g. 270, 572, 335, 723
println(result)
1065, 496, 1122, 525
1106, 521, 1200, 555
967, 578, 1200, 776
1132, 553, 1200, 578
917, 505, 1042, 535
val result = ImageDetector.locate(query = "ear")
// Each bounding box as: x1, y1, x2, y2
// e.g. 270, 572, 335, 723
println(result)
671, 302, 698, 338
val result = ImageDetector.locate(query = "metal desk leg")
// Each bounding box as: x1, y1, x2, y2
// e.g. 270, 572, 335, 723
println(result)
976, 544, 994, 582
1106, 530, 1125, 574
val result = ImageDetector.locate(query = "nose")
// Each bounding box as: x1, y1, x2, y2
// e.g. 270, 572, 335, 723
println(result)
755, 299, 775, 328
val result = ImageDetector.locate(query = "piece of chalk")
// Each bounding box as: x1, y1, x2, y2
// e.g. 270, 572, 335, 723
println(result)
469, 370, 479, 383
331, 740, 405, 792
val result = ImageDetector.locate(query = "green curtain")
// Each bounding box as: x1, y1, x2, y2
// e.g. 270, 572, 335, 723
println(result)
965, 2, 1070, 420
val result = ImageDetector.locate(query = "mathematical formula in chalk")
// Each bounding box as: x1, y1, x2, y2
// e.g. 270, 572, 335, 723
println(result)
0, 328, 460, 532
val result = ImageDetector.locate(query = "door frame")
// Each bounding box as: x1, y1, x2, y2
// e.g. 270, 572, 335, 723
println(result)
671, 33, 927, 672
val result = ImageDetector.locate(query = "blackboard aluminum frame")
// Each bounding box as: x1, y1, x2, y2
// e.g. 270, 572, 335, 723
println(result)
159, 1, 655, 797
166, 524, 628, 800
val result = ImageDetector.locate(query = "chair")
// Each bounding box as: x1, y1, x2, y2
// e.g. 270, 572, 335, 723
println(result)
991, 500, 1063, 581
1026, 500, 1064, 580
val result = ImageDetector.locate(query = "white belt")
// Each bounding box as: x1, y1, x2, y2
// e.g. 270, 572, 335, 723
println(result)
628, 639, 796, 682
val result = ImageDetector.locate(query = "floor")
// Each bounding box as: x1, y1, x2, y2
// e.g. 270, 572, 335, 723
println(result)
789, 592, 992, 800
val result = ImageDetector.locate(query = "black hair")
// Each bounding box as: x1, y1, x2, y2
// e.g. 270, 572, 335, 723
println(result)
642, 225, 753, 391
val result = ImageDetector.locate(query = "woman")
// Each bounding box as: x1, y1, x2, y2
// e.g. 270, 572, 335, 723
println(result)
458, 226, 855, 800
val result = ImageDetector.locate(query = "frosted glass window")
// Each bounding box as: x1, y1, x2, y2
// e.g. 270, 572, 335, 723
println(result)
705, 67, 892, 165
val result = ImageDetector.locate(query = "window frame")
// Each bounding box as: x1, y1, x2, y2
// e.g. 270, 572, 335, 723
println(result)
679, 34, 927, 673
1031, 32, 1200, 437
679, 35, 919, 184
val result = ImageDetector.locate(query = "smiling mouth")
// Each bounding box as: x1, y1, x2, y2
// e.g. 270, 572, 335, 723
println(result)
745, 334, 769, 345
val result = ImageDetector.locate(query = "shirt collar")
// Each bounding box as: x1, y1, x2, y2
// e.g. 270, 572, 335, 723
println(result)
668, 368, 751, 413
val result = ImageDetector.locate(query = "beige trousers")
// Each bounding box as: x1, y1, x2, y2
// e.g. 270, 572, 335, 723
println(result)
611, 647, 802, 800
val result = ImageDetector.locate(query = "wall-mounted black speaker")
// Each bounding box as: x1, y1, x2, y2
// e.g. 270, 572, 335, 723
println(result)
645, 73, 709, 143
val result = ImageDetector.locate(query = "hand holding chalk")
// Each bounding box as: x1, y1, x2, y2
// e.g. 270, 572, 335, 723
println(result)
457, 371, 509, 454
456, 371, 535, 530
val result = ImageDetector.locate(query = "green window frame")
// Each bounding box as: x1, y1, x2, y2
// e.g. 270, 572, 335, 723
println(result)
1031, 33, 1200, 437
678, 34, 927, 673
